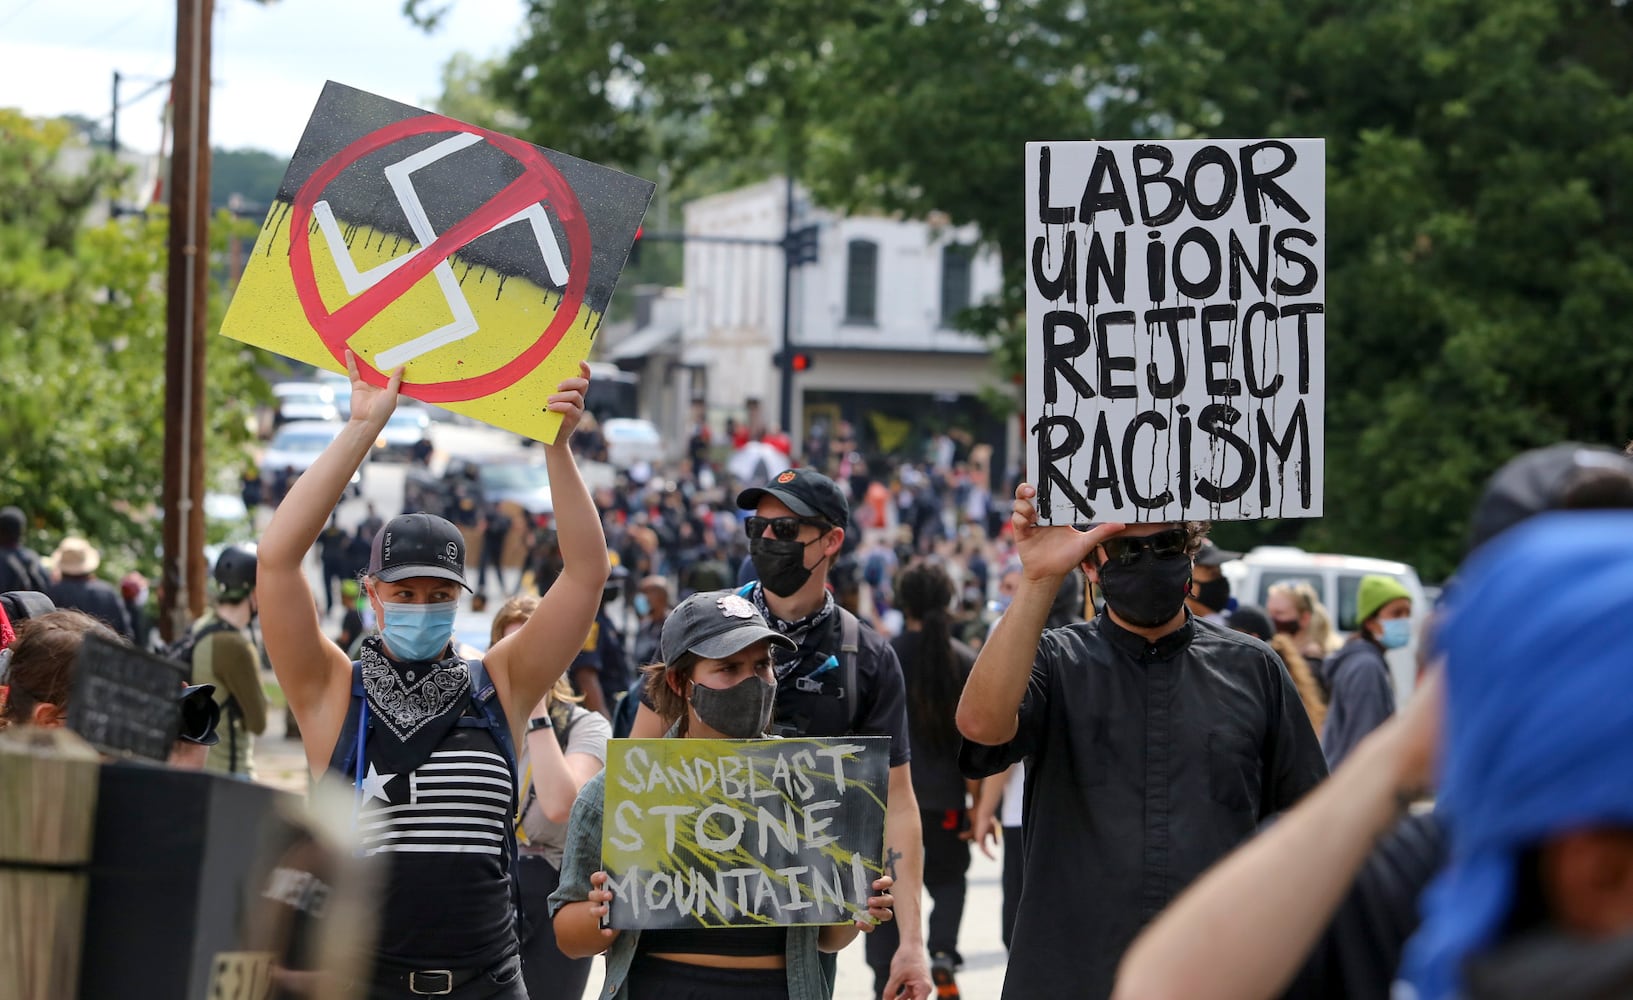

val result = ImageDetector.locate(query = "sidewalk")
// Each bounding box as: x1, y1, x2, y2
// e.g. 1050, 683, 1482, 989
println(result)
255, 723, 1014, 999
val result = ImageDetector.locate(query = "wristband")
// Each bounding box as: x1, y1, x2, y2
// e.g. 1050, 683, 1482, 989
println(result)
527, 716, 554, 733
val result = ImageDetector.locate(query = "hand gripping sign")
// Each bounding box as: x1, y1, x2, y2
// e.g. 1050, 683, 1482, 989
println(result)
222, 81, 655, 443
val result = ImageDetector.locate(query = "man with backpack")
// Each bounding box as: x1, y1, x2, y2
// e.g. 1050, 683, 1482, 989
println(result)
173, 545, 267, 777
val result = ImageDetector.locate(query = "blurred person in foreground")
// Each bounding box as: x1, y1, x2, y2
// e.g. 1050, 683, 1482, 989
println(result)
1114, 442, 1633, 1000
957, 484, 1326, 999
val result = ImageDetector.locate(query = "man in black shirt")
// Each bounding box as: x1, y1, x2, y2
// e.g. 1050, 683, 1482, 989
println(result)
0, 507, 48, 593
957, 484, 1327, 1000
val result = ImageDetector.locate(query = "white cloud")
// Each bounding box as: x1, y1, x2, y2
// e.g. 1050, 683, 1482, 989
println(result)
0, 0, 524, 157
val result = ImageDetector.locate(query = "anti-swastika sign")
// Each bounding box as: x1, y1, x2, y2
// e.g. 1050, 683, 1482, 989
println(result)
222, 81, 655, 443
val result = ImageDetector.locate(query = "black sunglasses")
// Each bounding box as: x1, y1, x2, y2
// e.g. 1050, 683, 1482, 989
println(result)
745, 515, 832, 542
1098, 528, 1190, 566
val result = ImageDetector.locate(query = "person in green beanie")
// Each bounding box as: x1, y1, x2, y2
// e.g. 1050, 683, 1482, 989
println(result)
1318, 574, 1413, 768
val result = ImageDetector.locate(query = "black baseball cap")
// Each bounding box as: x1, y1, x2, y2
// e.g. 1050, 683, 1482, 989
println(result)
368, 513, 472, 590
1195, 540, 1241, 567
0, 591, 54, 624
736, 468, 849, 528
660, 590, 796, 665
1467, 443, 1633, 553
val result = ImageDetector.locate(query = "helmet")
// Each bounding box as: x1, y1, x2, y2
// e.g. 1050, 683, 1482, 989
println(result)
213, 545, 258, 603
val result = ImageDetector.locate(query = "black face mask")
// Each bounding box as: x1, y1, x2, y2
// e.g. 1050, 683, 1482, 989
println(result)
1194, 576, 1230, 613
1097, 551, 1192, 628
749, 536, 824, 598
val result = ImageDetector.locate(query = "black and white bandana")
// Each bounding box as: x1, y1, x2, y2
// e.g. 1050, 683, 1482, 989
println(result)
358, 635, 472, 775
749, 584, 836, 679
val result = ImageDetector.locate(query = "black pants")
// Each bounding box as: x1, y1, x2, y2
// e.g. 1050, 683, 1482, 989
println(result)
1001, 825, 1023, 950
867, 809, 971, 993
517, 855, 593, 1000
627, 955, 786, 1000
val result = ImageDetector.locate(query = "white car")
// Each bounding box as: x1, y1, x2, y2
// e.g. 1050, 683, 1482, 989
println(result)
376, 406, 433, 462
602, 418, 665, 469
1222, 546, 1430, 701
261, 420, 363, 496
273, 382, 339, 426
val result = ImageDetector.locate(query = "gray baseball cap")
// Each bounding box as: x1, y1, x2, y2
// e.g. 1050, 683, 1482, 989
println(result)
660, 590, 796, 665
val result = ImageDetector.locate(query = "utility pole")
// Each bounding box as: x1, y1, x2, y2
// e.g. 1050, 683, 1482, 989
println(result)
109, 70, 120, 154
777, 174, 797, 435
160, 0, 214, 642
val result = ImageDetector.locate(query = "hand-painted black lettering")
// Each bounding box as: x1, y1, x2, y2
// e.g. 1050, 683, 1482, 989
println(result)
1144, 306, 1193, 399
1032, 233, 1078, 303
1146, 231, 1167, 301
1133, 144, 1185, 226
1200, 304, 1242, 396
1271, 229, 1319, 295
1087, 230, 1126, 305
1042, 311, 1095, 405
1183, 145, 1238, 221
1123, 411, 1175, 509
1242, 302, 1284, 398
1281, 303, 1324, 393
1196, 404, 1255, 504
1172, 227, 1222, 299
1086, 412, 1124, 508
1177, 404, 1194, 507
1258, 400, 1313, 509
1030, 415, 1092, 521
1229, 226, 1270, 301
1095, 310, 1138, 400
1036, 145, 1076, 225
1239, 141, 1310, 224
1081, 145, 1134, 226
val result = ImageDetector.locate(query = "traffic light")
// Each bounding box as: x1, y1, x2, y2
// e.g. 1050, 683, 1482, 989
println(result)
773, 350, 815, 373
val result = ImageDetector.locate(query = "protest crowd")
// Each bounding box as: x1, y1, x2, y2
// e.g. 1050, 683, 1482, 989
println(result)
6, 28, 1633, 1000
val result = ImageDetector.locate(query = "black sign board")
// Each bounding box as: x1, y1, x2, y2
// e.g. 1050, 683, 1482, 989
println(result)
67, 634, 184, 760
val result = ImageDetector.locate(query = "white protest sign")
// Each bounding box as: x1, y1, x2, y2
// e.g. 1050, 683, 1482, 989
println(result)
1025, 139, 1325, 523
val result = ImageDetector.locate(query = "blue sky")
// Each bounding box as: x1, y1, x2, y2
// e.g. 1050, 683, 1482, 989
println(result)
0, 0, 524, 156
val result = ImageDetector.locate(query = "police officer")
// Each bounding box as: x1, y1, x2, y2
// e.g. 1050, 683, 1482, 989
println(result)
569, 562, 631, 719
629, 468, 935, 1000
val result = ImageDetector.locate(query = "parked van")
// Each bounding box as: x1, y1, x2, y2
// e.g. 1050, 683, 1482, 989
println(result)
1221, 546, 1430, 702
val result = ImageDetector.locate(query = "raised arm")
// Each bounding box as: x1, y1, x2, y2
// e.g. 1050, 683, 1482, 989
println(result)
258, 352, 401, 773
486, 363, 610, 736
955, 484, 1122, 745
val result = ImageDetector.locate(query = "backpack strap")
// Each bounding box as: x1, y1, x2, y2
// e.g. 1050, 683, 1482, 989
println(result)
837, 608, 862, 730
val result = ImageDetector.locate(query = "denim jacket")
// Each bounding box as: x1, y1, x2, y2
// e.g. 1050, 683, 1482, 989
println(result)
547, 772, 838, 1000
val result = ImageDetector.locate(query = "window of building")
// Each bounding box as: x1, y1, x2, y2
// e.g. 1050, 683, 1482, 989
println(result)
845, 239, 878, 324
940, 244, 973, 325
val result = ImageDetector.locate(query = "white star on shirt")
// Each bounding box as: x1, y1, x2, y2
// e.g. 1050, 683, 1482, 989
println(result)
360, 763, 396, 805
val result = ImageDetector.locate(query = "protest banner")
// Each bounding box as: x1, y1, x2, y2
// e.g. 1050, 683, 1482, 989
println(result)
601, 737, 889, 930
65, 635, 185, 761
1025, 139, 1325, 523
221, 81, 655, 444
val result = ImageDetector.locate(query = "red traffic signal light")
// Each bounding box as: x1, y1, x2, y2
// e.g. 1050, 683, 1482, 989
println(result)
790, 352, 812, 372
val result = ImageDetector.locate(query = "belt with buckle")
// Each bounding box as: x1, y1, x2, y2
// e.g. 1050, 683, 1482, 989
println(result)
380, 967, 482, 995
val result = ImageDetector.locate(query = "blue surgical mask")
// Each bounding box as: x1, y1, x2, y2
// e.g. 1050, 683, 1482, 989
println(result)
380, 600, 458, 662
633, 594, 652, 617
1379, 616, 1412, 650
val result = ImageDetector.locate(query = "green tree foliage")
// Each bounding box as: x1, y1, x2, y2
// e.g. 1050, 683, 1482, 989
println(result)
211, 147, 287, 212
478, 0, 1633, 579
0, 111, 270, 577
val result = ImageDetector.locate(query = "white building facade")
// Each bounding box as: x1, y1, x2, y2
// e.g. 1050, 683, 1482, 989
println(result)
629, 177, 1017, 473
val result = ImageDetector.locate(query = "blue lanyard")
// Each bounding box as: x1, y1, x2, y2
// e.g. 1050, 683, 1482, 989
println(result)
353, 698, 370, 823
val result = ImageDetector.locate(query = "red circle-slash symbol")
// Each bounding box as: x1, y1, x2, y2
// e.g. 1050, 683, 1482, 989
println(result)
288, 115, 592, 403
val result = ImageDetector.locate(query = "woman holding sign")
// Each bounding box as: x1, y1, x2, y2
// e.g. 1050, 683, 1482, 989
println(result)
549, 590, 898, 1000
258, 352, 609, 1000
